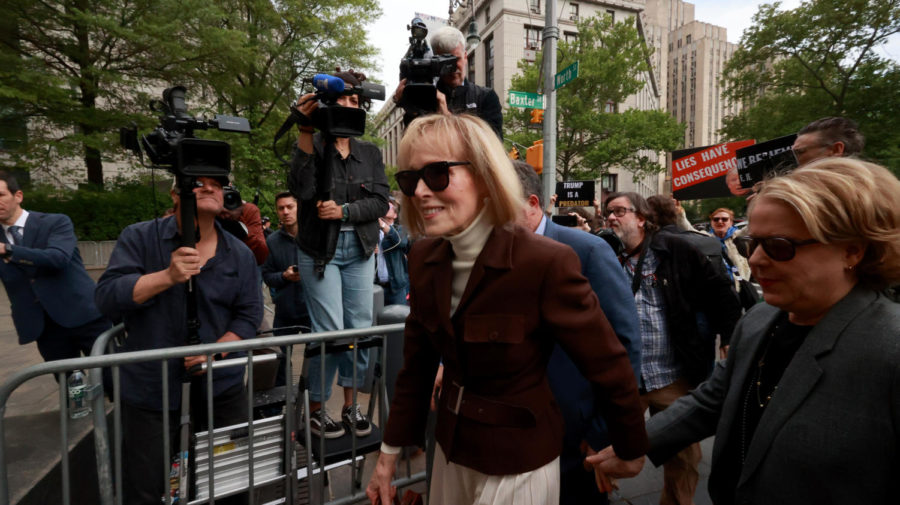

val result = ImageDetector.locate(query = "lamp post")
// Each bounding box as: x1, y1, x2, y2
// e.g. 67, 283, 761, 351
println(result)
449, 0, 481, 51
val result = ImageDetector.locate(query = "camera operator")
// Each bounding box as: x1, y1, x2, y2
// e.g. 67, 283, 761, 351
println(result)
289, 69, 390, 439
95, 176, 262, 504
393, 26, 503, 139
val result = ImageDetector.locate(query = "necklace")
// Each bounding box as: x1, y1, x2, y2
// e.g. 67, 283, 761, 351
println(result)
754, 330, 779, 408
740, 321, 779, 463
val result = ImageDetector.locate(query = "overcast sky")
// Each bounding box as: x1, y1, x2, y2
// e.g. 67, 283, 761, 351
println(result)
365, 0, 900, 112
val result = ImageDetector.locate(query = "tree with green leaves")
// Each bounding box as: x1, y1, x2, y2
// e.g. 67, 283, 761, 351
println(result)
506, 14, 683, 182
721, 0, 900, 173
182, 0, 381, 200
0, 0, 202, 187
0, 0, 382, 191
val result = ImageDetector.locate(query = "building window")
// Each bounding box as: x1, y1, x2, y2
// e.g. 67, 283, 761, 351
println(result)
606, 9, 615, 23
569, 3, 579, 21
468, 50, 476, 84
686, 34, 691, 44
530, 0, 540, 13
525, 25, 542, 49
601, 174, 618, 192
485, 4, 491, 23
485, 36, 495, 89
564, 31, 578, 44
604, 100, 616, 113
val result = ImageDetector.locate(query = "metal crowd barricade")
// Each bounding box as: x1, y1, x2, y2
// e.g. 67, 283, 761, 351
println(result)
0, 320, 426, 505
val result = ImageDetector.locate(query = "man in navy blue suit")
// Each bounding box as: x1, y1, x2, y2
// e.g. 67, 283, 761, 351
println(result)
513, 161, 641, 504
0, 171, 109, 362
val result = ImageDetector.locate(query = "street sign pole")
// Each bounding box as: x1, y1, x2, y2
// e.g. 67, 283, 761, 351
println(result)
542, 0, 558, 208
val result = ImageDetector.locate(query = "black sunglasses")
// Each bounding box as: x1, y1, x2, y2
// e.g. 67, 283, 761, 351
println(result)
734, 236, 819, 262
711, 217, 731, 223
395, 161, 471, 197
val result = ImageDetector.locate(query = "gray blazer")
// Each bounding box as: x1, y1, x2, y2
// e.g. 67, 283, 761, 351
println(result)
646, 285, 900, 504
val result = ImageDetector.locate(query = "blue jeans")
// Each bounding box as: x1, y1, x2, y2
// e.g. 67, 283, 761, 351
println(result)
298, 231, 374, 403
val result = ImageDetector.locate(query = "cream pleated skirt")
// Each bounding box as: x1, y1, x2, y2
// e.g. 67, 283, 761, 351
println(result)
429, 442, 560, 505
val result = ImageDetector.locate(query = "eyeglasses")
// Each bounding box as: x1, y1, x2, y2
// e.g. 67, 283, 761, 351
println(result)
395, 161, 471, 197
792, 143, 831, 157
734, 235, 819, 261
711, 217, 731, 223
605, 206, 635, 218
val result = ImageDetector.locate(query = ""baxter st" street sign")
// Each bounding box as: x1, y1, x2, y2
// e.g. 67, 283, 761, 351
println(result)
508, 91, 545, 109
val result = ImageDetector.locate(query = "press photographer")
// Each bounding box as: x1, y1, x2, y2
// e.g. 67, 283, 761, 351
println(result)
101, 86, 260, 504
288, 68, 389, 439
393, 25, 503, 139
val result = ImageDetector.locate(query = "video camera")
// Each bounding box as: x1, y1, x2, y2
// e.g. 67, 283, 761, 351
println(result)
120, 86, 250, 182
398, 17, 458, 113
305, 73, 385, 138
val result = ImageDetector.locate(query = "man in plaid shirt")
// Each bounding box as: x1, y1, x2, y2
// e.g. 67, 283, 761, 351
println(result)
605, 191, 740, 505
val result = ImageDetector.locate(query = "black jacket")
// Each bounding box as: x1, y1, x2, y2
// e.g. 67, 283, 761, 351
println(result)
437, 79, 503, 139
402, 79, 503, 138
658, 224, 729, 280
288, 135, 389, 266
261, 228, 309, 322
648, 231, 742, 386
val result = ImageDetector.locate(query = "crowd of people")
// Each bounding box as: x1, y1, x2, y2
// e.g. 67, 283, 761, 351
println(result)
0, 23, 897, 505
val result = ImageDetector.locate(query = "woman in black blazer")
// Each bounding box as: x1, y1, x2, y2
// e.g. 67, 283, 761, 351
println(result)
590, 158, 900, 504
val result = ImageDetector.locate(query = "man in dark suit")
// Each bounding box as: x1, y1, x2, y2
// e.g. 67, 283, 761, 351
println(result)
0, 171, 109, 362
514, 161, 641, 504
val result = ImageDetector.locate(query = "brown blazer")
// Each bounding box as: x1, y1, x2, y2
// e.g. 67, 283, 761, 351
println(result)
383, 224, 647, 475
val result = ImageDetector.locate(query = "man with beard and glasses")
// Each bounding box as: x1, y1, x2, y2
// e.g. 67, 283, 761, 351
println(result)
600, 191, 740, 505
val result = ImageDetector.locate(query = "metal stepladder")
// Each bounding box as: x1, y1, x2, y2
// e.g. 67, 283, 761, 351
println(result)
184, 350, 298, 505
296, 334, 388, 503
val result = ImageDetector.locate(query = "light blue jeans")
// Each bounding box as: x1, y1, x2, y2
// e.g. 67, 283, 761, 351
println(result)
298, 230, 374, 403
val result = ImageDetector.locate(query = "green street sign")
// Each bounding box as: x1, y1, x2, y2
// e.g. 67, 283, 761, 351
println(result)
555, 61, 579, 89
508, 91, 545, 109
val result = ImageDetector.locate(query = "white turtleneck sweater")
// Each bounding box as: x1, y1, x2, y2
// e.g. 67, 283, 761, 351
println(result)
445, 206, 493, 316
380, 206, 493, 456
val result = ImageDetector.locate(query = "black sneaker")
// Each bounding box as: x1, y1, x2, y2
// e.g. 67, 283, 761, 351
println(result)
309, 409, 345, 439
341, 403, 372, 437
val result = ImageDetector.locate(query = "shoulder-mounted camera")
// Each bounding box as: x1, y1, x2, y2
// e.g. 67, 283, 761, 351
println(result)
119, 86, 250, 181
398, 17, 459, 113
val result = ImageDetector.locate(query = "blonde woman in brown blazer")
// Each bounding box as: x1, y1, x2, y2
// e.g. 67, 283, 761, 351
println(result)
365, 114, 647, 505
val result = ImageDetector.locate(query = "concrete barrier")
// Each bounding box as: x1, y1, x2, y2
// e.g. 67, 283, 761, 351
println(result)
77, 241, 117, 269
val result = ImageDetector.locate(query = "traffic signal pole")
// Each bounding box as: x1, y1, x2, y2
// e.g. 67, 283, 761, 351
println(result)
541, 0, 558, 208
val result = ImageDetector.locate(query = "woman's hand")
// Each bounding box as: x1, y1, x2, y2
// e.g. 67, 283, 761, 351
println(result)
295, 93, 318, 124
365, 452, 399, 504
317, 200, 343, 220
431, 364, 444, 411
584, 445, 645, 479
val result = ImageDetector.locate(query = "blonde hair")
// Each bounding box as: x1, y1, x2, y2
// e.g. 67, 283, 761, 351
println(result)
751, 158, 900, 289
397, 114, 522, 237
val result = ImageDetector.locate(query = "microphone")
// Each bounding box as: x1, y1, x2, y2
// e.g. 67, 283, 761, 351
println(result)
313, 74, 345, 93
